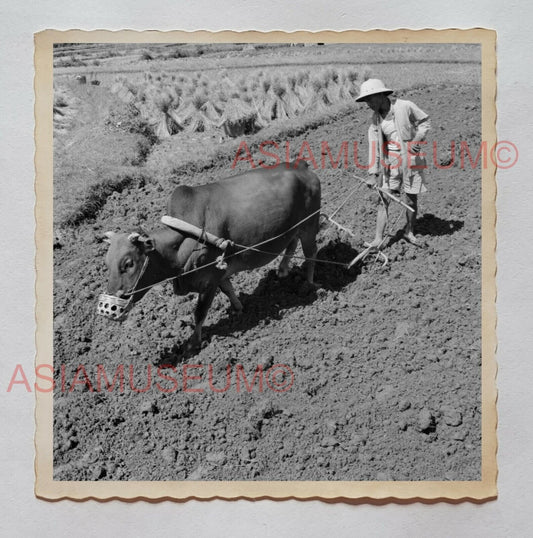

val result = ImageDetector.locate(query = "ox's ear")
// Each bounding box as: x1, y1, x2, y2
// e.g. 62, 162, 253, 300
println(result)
103, 231, 116, 244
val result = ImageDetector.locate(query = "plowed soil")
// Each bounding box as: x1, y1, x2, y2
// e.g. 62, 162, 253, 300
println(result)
53, 83, 482, 481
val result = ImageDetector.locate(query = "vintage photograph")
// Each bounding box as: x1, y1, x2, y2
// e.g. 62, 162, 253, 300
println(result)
36, 31, 496, 500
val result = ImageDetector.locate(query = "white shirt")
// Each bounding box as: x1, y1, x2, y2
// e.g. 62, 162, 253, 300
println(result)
381, 113, 400, 153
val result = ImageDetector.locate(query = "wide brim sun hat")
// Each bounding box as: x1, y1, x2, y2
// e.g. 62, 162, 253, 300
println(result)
355, 79, 394, 102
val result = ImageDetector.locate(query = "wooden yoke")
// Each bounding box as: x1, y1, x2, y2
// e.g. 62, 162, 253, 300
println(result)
161, 215, 233, 251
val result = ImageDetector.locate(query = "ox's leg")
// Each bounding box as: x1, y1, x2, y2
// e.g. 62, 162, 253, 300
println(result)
300, 223, 319, 284
188, 284, 217, 351
219, 278, 243, 312
277, 237, 298, 278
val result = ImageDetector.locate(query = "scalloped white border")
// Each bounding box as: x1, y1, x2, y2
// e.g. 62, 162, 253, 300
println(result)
35, 29, 497, 502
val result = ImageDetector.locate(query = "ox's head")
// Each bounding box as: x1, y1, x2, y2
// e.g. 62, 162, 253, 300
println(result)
97, 231, 155, 321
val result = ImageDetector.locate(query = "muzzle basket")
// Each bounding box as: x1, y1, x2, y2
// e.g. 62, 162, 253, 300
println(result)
97, 293, 131, 321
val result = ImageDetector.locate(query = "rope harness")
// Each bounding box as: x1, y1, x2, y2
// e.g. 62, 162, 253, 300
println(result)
98, 173, 413, 311
97, 255, 150, 319
126, 207, 325, 297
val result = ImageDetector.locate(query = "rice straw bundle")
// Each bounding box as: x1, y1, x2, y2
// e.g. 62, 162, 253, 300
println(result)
220, 98, 257, 137
283, 89, 304, 116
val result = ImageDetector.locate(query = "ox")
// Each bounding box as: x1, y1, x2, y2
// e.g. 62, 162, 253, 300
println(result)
99, 161, 321, 351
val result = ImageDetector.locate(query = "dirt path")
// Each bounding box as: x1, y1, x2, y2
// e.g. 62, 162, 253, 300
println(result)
53, 83, 482, 481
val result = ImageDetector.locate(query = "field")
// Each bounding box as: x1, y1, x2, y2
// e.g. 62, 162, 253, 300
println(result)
52, 43, 482, 481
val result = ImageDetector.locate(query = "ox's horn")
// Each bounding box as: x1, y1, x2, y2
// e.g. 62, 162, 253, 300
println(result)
103, 231, 115, 244
128, 232, 151, 245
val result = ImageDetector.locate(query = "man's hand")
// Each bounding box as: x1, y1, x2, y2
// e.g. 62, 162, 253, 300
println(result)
408, 141, 426, 155
365, 174, 378, 188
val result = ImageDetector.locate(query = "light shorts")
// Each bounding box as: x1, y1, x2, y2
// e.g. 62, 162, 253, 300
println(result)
382, 152, 428, 195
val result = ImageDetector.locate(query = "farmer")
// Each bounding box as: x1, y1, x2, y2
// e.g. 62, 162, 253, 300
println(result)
356, 79, 431, 248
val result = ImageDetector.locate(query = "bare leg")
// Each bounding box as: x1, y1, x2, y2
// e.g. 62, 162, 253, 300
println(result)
219, 277, 243, 312
188, 285, 217, 350
277, 237, 298, 278
404, 193, 418, 236
402, 193, 422, 246
370, 192, 390, 248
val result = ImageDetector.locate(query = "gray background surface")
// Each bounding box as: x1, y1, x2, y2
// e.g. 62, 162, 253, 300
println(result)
0, 0, 531, 535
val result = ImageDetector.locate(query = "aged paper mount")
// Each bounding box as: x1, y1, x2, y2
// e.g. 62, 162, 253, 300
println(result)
36, 29, 497, 502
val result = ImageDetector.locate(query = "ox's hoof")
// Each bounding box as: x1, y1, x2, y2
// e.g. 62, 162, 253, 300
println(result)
298, 281, 319, 297
157, 345, 181, 366
232, 299, 244, 313
277, 266, 290, 278
232, 305, 244, 316
225, 297, 243, 316
185, 337, 202, 354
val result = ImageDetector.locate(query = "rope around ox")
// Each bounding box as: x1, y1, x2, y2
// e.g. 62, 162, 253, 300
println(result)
123, 207, 343, 298
120, 174, 411, 298
121, 183, 369, 298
